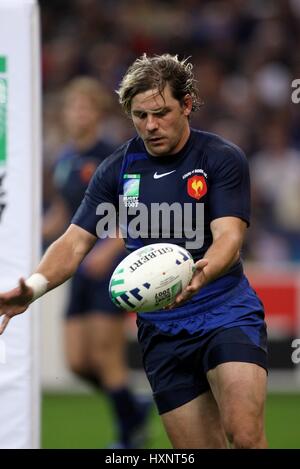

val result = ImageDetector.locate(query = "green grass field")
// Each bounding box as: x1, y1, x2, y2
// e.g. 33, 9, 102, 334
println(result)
42, 392, 300, 448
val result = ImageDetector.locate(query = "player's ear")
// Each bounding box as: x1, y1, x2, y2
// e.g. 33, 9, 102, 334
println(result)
182, 94, 192, 116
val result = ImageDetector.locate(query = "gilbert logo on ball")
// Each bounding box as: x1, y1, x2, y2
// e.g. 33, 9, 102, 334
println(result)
109, 243, 195, 313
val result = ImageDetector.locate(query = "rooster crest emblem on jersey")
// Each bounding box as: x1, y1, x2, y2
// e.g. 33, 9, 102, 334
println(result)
187, 175, 207, 200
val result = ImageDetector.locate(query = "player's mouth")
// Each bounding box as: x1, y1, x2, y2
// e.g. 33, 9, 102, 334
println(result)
146, 136, 165, 144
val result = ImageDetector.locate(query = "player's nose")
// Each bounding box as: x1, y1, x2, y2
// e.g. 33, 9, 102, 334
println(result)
145, 114, 158, 131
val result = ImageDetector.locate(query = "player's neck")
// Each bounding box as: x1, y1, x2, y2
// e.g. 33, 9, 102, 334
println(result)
174, 125, 191, 154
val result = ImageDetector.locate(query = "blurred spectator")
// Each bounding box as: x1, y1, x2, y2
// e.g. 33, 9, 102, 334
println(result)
250, 120, 300, 262
43, 77, 151, 448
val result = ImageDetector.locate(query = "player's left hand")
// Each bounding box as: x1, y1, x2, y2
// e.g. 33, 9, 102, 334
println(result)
0, 278, 34, 334
167, 259, 208, 309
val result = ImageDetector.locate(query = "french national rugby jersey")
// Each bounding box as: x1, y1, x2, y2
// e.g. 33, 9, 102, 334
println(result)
72, 129, 251, 312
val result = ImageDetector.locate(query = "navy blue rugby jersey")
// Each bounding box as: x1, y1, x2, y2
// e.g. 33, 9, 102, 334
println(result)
53, 139, 115, 216
72, 129, 250, 269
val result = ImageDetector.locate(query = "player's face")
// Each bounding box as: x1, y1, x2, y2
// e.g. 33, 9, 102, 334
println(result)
131, 84, 192, 156
63, 93, 100, 139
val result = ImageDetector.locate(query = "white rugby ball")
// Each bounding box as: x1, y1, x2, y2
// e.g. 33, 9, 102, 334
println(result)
109, 243, 195, 313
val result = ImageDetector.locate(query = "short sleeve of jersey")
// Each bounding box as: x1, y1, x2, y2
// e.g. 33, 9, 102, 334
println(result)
207, 139, 250, 225
71, 148, 124, 236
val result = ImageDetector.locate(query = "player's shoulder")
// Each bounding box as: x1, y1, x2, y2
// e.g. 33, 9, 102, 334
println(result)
103, 135, 144, 162
93, 136, 141, 176
193, 129, 247, 165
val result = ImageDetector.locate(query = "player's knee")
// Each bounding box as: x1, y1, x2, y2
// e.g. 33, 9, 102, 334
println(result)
231, 432, 264, 449
225, 424, 265, 449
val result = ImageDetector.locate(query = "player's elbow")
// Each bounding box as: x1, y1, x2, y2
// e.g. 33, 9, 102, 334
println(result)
211, 217, 247, 246
61, 224, 97, 261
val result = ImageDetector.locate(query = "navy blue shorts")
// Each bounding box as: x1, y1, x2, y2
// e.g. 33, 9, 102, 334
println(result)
137, 277, 268, 415
65, 268, 124, 318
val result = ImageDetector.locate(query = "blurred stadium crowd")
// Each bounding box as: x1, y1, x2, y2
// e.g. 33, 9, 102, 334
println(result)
40, 0, 300, 263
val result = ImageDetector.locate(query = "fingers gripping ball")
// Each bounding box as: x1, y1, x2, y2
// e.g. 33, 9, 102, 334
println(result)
109, 243, 195, 313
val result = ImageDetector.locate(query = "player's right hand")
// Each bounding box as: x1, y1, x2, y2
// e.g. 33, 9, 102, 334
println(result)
0, 278, 34, 335
166, 259, 209, 309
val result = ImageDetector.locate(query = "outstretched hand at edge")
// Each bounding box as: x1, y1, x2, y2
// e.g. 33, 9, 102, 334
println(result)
0, 278, 34, 334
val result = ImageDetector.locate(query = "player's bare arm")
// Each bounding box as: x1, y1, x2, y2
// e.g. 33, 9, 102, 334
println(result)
175, 216, 247, 305
0, 224, 97, 334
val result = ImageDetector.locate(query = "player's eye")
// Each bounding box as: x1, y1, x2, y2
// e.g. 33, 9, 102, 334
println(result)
134, 112, 147, 119
155, 109, 169, 117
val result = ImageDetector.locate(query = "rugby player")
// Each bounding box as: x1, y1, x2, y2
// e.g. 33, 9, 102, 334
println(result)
0, 54, 268, 449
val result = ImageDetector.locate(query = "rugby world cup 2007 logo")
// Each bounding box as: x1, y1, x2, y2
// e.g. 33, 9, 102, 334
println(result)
123, 173, 140, 208
0, 56, 7, 223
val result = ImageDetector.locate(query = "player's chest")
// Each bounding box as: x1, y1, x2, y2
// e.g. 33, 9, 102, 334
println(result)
121, 166, 209, 208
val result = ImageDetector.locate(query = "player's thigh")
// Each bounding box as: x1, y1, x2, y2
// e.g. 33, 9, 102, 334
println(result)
207, 362, 267, 440
161, 391, 227, 449
64, 317, 89, 372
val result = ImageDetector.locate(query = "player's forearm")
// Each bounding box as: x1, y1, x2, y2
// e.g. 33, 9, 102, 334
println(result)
200, 232, 243, 287
34, 226, 95, 293
33, 238, 80, 292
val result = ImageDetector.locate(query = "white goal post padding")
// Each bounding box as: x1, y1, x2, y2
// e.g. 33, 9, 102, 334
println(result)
0, 0, 41, 449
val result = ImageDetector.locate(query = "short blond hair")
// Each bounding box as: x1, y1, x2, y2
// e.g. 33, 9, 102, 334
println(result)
116, 53, 202, 116
63, 76, 111, 113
